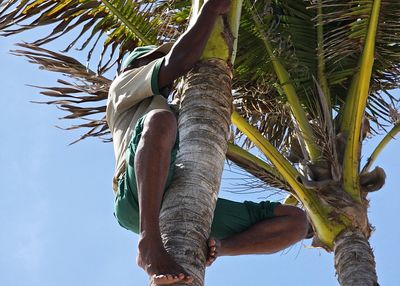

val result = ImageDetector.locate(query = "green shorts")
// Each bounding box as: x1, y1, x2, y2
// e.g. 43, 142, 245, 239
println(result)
114, 115, 281, 239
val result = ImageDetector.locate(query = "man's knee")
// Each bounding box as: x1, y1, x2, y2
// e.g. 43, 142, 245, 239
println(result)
142, 110, 177, 146
144, 109, 177, 132
274, 205, 309, 237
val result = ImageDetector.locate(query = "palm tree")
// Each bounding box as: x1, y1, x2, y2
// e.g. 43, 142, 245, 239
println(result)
155, 1, 242, 285
1, 0, 400, 285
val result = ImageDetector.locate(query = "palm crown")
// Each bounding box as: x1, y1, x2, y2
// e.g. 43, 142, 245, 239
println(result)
1, 0, 398, 144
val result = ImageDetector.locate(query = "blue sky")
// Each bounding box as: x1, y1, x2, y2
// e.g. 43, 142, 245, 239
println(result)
1, 30, 399, 286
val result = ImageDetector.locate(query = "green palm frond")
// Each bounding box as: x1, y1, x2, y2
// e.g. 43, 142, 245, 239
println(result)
234, 0, 329, 155
0, 0, 190, 74
235, 0, 318, 102
312, 0, 400, 126
233, 0, 308, 149
233, 0, 399, 148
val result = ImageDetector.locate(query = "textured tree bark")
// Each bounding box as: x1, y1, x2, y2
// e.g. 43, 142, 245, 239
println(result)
334, 228, 378, 286
154, 59, 232, 286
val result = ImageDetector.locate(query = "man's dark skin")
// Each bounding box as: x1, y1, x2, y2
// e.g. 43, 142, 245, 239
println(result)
128, 0, 309, 284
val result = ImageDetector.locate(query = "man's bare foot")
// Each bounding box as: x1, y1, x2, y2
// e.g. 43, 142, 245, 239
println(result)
206, 238, 221, 267
137, 238, 193, 285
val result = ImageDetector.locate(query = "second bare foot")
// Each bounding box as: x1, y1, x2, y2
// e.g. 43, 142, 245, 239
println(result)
206, 238, 221, 267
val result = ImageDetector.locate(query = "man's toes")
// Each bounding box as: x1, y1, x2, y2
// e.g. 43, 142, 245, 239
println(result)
207, 238, 216, 247
207, 238, 220, 255
152, 274, 164, 283
209, 246, 217, 257
206, 239, 220, 267
155, 272, 193, 285
153, 274, 180, 285
183, 275, 193, 284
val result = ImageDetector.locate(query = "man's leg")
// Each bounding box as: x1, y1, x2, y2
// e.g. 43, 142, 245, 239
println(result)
206, 204, 309, 265
134, 109, 192, 284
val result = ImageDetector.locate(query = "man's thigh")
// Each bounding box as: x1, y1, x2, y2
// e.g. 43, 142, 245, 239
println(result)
210, 198, 281, 239
114, 113, 179, 233
141, 109, 177, 146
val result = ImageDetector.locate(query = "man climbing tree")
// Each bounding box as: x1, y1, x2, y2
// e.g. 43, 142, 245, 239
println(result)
106, 0, 309, 284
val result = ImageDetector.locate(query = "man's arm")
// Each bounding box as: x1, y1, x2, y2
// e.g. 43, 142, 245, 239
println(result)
158, 0, 231, 89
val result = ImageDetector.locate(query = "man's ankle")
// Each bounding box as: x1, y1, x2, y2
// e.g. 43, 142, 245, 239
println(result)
138, 230, 163, 247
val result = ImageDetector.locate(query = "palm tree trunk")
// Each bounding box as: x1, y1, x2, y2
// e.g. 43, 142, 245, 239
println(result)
155, 58, 232, 286
334, 228, 378, 286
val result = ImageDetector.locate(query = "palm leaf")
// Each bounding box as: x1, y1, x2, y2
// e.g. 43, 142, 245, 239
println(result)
234, 0, 318, 104
0, 0, 190, 73
340, 0, 382, 201
234, 0, 400, 142
311, 0, 400, 128
226, 143, 292, 192
233, 83, 295, 151
11, 42, 112, 143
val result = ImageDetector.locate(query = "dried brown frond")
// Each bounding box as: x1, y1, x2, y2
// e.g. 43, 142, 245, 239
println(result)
11, 42, 112, 143
233, 81, 294, 151
0, 0, 190, 73
226, 146, 292, 192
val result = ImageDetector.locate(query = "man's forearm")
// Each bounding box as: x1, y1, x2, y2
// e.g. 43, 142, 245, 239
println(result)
168, 3, 221, 70
158, 0, 230, 88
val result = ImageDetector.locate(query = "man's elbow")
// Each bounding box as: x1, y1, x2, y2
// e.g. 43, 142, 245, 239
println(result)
165, 53, 197, 79
179, 57, 197, 75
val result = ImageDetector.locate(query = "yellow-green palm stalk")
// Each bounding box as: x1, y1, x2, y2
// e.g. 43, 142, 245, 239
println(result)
283, 194, 300, 206
341, 0, 381, 202
231, 111, 346, 248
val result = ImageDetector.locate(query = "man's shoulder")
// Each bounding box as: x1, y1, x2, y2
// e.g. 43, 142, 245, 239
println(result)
110, 64, 152, 95
120, 57, 163, 79
113, 65, 147, 84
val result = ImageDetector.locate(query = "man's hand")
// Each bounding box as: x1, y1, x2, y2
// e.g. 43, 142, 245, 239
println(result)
204, 0, 231, 15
